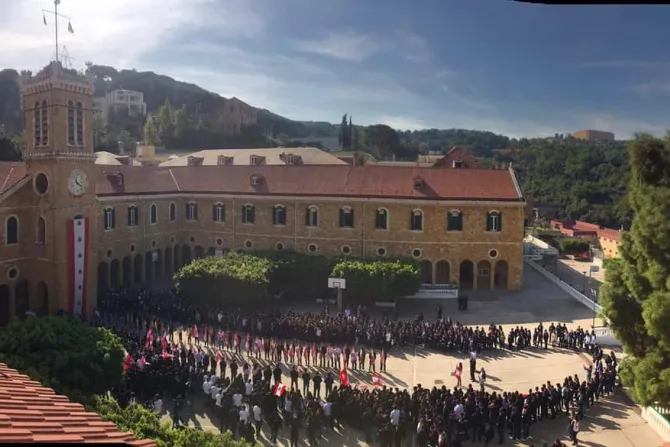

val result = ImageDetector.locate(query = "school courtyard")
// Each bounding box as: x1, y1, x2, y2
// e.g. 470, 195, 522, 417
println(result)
167, 266, 663, 447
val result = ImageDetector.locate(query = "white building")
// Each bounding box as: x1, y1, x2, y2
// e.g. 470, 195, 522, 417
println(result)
93, 89, 147, 123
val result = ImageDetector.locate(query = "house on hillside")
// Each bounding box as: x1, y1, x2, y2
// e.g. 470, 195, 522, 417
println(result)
550, 219, 623, 259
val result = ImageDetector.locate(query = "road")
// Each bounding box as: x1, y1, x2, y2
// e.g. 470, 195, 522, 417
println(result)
555, 259, 603, 302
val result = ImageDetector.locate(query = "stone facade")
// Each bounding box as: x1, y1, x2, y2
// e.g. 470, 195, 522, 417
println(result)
0, 62, 526, 326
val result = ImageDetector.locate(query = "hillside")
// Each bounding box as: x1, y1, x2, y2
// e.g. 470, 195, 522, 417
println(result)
0, 64, 633, 228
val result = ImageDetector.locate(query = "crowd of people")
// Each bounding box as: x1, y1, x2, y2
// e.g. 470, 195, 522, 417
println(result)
95, 287, 618, 446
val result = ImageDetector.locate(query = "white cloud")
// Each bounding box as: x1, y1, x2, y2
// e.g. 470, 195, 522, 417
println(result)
293, 30, 382, 62
375, 116, 428, 131
0, 0, 265, 69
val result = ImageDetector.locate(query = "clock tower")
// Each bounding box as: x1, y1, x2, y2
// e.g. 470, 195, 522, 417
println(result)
20, 61, 98, 318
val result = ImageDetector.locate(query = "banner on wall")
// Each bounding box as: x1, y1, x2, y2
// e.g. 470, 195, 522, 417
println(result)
69, 216, 89, 316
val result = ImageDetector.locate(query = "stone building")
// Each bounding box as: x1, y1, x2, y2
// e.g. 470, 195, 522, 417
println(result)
0, 61, 527, 325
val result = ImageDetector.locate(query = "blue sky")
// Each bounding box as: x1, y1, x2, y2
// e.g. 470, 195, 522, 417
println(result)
2, 0, 670, 138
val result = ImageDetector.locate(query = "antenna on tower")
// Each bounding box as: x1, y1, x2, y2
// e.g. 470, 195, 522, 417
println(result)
42, 0, 75, 63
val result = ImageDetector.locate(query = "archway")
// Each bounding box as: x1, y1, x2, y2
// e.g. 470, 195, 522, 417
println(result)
494, 260, 509, 290
207, 247, 216, 257
134, 254, 143, 284
435, 260, 450, 284
420, 260, 433, 285
459, 260, 474, 290
194, 245, 205, 259
145, 252, 153, 284
165, 247, 173, 276
98, 262, 109, 291
0, 284, 10, 326
181, 244, 192, 266
110, 259, 120, 289
477, 260, 492, 290
122, 256, 132, 287
154, 250, 163, 279
36, 282, 49, 316
14, 280, 29, 318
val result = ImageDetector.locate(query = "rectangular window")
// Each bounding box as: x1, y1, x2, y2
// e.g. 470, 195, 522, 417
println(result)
339, 209, 354, 228
375, 211, 387, 230
127, 207, 137, 226
104, 209, 115, 230
486, 212, 502, 232
447, 212, 463, 231
306, 208, 318, 227
213, 205, 225, 222
242, 206, 255, 224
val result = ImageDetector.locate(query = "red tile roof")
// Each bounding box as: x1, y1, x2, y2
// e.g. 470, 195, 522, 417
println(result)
0, 363, 155, 445
0, 162, 27, 195
96, 164, 523, 201
432, 146, 480, 168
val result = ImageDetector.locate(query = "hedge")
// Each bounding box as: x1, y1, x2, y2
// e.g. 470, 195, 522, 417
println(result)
330, 259, 421, 304
560, 237, 590, 255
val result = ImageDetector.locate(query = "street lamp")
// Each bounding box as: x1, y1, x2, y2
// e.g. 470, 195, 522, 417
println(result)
591, 288, 599, 329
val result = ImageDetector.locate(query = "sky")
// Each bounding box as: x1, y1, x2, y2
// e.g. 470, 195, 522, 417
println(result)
2, 0, 670, 139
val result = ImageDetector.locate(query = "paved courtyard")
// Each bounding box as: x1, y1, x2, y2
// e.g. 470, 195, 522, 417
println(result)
164, 267, 663, 446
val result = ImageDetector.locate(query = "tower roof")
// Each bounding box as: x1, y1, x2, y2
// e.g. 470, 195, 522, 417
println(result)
20, 61, 94, 96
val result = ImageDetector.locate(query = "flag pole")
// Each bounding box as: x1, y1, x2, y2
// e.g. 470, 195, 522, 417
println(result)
54, 0, 59, 62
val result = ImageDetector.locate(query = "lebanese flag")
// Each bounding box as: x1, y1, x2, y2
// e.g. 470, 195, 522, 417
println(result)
193, 325, 199, 339
160, 334, 168, 350
216, 350, 223, 364
273, 383, 287, 397
234, 332, 240, 346
161, 350, 173, 359
372, 373, 382, 386
339, 366, 349, 387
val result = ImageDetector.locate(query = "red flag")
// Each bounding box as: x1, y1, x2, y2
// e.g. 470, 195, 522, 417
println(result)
161, 350, 173, 359
216, 350, 222, 364
339, 366, 349, 387
123, 354, 133, 372
139, 356, 147, 369
160, 334, 168, 350
273, 382, 287, 397
193, 325, 199, 339
372, 373, 382, 386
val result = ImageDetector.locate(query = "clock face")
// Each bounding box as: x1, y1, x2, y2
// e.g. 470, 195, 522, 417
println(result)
68, 169, 88, 196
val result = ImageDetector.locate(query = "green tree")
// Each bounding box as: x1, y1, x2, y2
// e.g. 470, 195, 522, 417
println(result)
258, 251, 333, 300
338, 113, 351, 150
362, 124, 401, 159
143, 115, 160, 146
173, 104, 191, 139
156, 98, 175, 147
0, 136, 22, 161
93, 396, 252, 447
174, 253, 273, 307
331, 259, 421, 304
599, 135, 670, 407
559, 238, 590, 255
0, 316, 125, 404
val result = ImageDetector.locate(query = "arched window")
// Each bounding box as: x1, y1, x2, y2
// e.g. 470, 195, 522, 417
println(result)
305, 206, 319, 227
486, 211, 502, 232
169, 203, 176, 221
410, 209, 424, 231
127, 205, 138, 226
103, 207, 115, 230
447, 210, 463, 231
5, 216, 18, 245
67, 100, 76, 145
339, 206, 354, 228
186, 202, 198, 220
76, 102, 84, 145
150, 204, 158, 224
272, 205, 287, 226
375, 208, 388, 230
34, 101, 42, 147
36, 217, 46, 245
213, 203, 225, 222
242, 204, 255, 224
40, 100, 48, 146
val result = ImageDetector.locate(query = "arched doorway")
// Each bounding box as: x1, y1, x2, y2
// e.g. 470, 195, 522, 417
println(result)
154, 250, 163, 279
36, 282, 49, 316
181, 245, 192, 266
477, 260, 492, 290
14, 280, 29, 318
164, 247, 173, 276
207, 247, 216, 257
0, 284, 10, 326
110, 259, 120, 289
98, 262, 109, 291
134, 254, 143, 284
420, 260, 433, 285
435, 260, 450, 284
459, 260, 474, 290
145, 252, 153, 284
194, 245, 204, 259
122, 257, 132, 287
494, 260, 509, 290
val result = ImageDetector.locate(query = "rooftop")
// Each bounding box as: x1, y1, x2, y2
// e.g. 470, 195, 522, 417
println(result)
158, 147, 347, 167
0, 363, 154, 445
